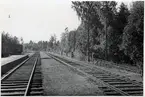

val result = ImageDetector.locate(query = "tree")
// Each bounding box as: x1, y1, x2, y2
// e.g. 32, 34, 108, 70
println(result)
72, 1, 118, 61
68, 30, 77, 58
75, 23, 88, 55
60, 31, 69, 56
115, 3, 130, 34
72, 1, 102, 61
96, 1, 117, 61
121, 1, 144, 76
2, 32, 22, 57
107, 2, 130, 62
48, 34, 57, 51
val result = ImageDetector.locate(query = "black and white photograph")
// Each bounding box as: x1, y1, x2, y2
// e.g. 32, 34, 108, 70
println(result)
1, 0, 144, 96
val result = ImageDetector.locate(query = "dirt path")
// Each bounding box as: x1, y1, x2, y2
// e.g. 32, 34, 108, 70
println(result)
40, 52, 103, 96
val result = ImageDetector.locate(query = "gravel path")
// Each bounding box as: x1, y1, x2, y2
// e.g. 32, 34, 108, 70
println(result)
40, 52, 103, 96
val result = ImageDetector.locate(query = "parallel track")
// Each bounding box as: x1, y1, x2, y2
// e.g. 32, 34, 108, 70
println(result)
47, 53, 143, 96
1, 52, 43, 96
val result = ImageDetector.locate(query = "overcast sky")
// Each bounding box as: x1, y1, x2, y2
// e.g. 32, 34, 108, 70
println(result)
0, 0, 133, 43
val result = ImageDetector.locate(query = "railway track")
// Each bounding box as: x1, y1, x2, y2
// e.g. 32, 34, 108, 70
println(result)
47, 53, 143, 96
1, 52, 43, 96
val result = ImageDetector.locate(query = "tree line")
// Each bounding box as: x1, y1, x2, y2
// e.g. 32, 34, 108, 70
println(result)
59, 1, 144, 75
24, 34, 60, 52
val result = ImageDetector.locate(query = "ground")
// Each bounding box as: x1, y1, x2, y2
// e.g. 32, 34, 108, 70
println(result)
40, 52, 103, 96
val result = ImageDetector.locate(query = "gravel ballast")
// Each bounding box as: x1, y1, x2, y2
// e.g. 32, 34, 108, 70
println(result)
40, 52, 103, 96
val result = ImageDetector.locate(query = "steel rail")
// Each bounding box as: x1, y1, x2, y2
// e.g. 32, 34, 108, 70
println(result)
24, 57, 38, 96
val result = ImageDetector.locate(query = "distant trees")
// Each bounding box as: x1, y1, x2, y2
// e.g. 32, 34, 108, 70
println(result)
24, 40, 39, 51
25, 40, 48, 51
2, 32, 22, 57
24, 34, 60, 53
48, 34, 56, 51
48, 34, 60, 52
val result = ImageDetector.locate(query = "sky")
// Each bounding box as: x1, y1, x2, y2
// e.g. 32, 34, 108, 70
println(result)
0, 0, 133, 43
0, 0, 81, 43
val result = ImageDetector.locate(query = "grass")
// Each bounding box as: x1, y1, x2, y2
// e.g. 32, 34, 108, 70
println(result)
94, 59, 140, 74
55, 51, 140, 74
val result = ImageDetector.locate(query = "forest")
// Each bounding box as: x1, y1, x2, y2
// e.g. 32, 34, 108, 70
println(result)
2, 1, 143, 75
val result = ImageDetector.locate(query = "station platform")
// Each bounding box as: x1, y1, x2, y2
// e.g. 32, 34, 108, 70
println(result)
1, 55, 28, 66
1, 54, 32, 76
1, 52, 34, 66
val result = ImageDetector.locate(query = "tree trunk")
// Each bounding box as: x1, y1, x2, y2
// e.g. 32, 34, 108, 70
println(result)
87, 26, 90, 62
